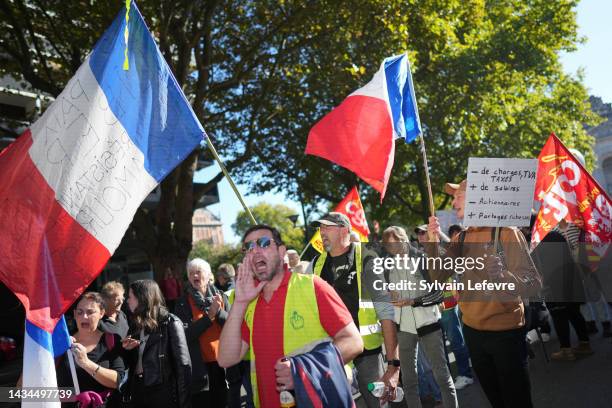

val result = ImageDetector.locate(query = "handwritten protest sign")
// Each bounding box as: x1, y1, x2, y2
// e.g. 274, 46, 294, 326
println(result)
463, 158, 538, 227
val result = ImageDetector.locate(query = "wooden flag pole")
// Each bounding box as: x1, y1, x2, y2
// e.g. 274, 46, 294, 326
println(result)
493, 227, 501, 253
418, 132, 439, 243
419, 133, 435, 217
204, 134, 257, 225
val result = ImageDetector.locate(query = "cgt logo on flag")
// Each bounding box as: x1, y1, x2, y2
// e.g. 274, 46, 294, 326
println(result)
309, 187, 370, 253
337, 187, 370, 238
532, 133, 611, 269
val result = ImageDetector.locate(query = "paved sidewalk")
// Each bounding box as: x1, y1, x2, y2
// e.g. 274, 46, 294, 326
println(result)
358, 331, 612, 408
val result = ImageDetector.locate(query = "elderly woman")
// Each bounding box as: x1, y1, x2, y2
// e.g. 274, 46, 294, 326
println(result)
175, 258, 230, 407
382, 226, 458, 408
98, 281, 129, 339
56, 292, 125, 407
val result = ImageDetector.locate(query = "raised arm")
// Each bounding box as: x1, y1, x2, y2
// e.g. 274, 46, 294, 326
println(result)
425, 215, 458, 282
218, 253, 265, 368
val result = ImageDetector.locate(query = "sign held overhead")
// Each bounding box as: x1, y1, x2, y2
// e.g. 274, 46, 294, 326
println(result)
463, 158, 538, 227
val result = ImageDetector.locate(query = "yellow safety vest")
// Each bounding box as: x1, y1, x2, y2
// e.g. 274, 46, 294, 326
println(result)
226, 288, 235, 303
244, 273, 332, 408
313, 243, 383, 350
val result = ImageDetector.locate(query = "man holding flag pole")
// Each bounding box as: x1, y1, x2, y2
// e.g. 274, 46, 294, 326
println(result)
303, 49, 541, 408
305, 53, 427, 406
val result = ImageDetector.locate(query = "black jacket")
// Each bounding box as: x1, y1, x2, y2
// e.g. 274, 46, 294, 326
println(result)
125, 313, 192, 408
98, 310, 129, 339
175, 284, 229, 394
530, 230, 585, 303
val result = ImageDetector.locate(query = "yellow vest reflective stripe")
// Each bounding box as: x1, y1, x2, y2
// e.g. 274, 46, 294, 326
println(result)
313, 243, 383, 350
244, 273, 331, 408
226, 289, 235, 304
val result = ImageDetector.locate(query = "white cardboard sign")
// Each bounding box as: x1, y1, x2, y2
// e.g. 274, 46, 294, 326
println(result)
463, 158, 538, 227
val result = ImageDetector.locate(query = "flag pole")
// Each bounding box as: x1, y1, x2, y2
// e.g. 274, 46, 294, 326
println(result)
299, 242, 312, 259
204, 134, 257, 225
67, 348, 81, 395
493, 227, 501, 252
419, 132, 435, 216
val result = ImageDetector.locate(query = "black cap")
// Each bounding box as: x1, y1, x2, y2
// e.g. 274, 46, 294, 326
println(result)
414, 224, 428, 234
312, 212, 351, 228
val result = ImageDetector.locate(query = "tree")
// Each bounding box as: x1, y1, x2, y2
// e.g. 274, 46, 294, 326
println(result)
0, 0, 600, 278
0, 0, 348, 279
216, 0, 601, 228
233, 203, 305, 251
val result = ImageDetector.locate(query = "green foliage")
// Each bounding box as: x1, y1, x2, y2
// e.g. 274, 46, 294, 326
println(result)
233, 203, 305, 251
188, 241, 242, 276
0, 0, 601, 262
220, 0, 601, 228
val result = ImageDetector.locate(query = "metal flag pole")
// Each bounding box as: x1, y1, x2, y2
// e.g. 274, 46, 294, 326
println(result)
204, 134, 257, 225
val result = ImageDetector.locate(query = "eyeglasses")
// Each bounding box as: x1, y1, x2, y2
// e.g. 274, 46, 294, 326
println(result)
242, 236, 277, 253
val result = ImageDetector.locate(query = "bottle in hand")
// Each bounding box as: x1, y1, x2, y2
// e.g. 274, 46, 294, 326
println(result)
368, 382, 404, 402
280, 390, 296, 407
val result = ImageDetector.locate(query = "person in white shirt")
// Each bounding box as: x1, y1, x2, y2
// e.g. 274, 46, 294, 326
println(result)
382, 226, 458, 408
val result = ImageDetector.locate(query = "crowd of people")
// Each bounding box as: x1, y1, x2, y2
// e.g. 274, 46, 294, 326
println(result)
43, 177, 610, 408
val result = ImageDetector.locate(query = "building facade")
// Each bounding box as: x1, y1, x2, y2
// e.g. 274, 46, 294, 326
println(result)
192, 208, 224, 245
589, 96, 612, 194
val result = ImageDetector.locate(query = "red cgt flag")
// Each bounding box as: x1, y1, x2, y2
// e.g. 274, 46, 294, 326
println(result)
532, 133, 611, 270
335, 186, 371, 239
308, 186, 370, 253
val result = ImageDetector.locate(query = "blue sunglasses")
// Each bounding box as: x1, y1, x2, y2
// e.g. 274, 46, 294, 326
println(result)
242, 236, 278, 253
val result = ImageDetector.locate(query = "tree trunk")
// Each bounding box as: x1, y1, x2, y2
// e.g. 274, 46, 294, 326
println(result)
173, 149, 199, 279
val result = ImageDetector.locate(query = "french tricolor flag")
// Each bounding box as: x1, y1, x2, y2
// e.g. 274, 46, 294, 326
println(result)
305, 54, 421, 199
0, 2, 204, 396
21, 317, 71, 407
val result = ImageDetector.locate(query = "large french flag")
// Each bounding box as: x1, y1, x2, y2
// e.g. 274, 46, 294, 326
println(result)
0, 0, 203, 342
305, 54, 421, 199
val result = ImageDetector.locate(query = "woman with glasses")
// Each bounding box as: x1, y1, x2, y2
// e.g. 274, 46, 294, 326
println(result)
175, 258, 230, 407
99, 281, 129, 339
56, 292, 126, 407
122, 279, 191, 408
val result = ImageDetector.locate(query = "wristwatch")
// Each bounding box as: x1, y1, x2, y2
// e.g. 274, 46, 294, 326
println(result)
386, 359, 400, 367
